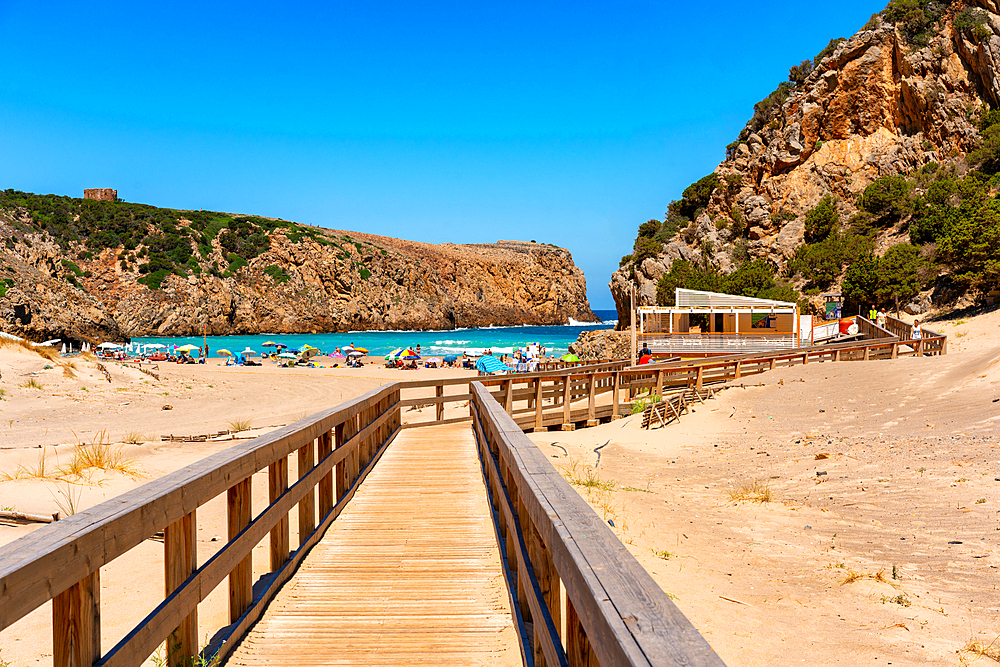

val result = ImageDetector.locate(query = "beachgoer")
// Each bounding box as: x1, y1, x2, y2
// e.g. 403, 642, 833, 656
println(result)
640, 343, 651, 357
868, 305, 878, 321
912, 319, 922, 339
416, 344, 421, 354
876, 308, 887, 329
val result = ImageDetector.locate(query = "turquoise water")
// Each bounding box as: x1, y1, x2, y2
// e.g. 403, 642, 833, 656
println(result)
133, 310, 618, 357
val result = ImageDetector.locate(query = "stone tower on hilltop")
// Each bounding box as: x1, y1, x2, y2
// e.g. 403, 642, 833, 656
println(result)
84, 188, 116, 201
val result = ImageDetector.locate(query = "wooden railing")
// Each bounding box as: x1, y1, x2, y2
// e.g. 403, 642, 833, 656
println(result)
0, 385, 401, 667
470, 382, 725, 667
856, 315, 896, 340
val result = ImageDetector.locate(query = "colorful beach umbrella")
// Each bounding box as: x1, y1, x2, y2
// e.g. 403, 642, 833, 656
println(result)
262, 341, 280, 347
277, 352, 299, 359
176, 344, 200, 353
385, 348, 404, 360
399, 349, 420, 360
217, 349, 232, 356
561, 353, 580, 362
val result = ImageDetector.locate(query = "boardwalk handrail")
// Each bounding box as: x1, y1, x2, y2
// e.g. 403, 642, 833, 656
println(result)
470, 381, 726, 667
0, 384, 401, 667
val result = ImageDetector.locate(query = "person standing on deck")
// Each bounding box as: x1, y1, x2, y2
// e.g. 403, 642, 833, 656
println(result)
876, 308, 887, 329
868, 305, 878, 321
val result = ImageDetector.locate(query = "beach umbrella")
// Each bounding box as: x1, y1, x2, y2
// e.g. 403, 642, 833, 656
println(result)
277, 352, 299, 359
443, 354, 459, 363
262, 341, 280, 347
385, 348, 404, 360
346, 350, 365, 358
241, 348, 257, 356
177, 344, 199, 353
561, 353, 580, 362
476, 356, 512, 374
217, 349, 233, 356
399, 349, 420, 360
98, 342, 121, 349
301, 347, 320, 360
61, 343, 67, 354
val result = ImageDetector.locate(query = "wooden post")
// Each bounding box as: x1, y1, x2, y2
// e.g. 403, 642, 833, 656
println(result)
227, 477, 252, 623
164, 511, 197, 667
587, 373, 596, 425
734, 361, 741, 380
802, 352, 809, 365
834, 348, 841, 362
318, 430, 333, 518
436, 384, 444, 423
612, 372, 621, 418
566, 595, 597, 667
53, 571, 100, 667
268, 457, 289, 571
655, 369, 664, 397
863, 345, 870, 361
561, 375, 572, 429
534, 378, 543, 430
528, 520, 559, 667
298, 439, 316, 546
769, 357, 775, 371
890, 342, 897, 359
504, 379, 514, 415
695, 365, 704, 392
335, 421, 348, 501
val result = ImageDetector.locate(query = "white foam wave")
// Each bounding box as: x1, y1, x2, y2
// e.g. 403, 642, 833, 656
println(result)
568, 317, 604, 326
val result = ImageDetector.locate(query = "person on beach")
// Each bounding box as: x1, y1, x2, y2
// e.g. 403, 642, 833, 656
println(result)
912, 320, 922, 339
876, 308, 887, 329
868, 305, 878, 321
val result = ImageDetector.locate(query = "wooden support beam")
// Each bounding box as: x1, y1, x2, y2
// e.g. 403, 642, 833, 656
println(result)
436, 385, 445, 422
734, 361, 741, 380
335, 421, 348, 501
505, 379, 514, 415
164, 511, 197, 667
227, 477, 252, 624
802, 352, 809, 365
53, 570, 100, 667
268, 457, 289, 571
297, 439, 316, 546
587, 374, 596, 421
565, 596, 597, 667
655, 370, 663, 398
611, 372, 621, 419
318, 430, 333, 518
863, 346, 870, 361
534, 378, 543, 430
695, 366, 704, 392
562, 376, 571, 426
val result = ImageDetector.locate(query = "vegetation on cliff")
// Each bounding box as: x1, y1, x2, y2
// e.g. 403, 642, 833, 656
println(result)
614, 0, 1000, 318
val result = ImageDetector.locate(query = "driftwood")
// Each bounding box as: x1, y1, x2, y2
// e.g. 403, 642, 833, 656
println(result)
0, 510, 59, 524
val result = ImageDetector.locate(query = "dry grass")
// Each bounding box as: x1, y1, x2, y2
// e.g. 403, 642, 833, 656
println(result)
0, 336, 58, 360
961, 637, 1000, 665
842, 569, 887, 584
60, 431, 143, 480
562, 459, 616, 491
62, 362, 77, 379
21, 377, 44, 390
50, 483, 83, 517
728, 479, 772, 503
0, 448, 59, 481
122, 431, 147, 445
227, 416, 254, 432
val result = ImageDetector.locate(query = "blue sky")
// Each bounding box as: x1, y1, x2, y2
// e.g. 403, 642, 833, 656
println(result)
1, 1, 885, 310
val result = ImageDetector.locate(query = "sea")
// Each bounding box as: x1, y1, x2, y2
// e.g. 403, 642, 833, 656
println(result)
131, 310, 619, 358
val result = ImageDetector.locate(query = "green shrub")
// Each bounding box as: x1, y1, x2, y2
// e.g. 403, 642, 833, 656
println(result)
804, 195, 839, 243
882, 0, 947, 45
60, 259, 84, 276
788, 232, 873, 288
264, 265, 290, 283
954, 7, 992, 41
857, 175, 912, 221
937, 197, 1000, 290
667, 174, 719, 222
843, 243, 930, 308
138, 269, 171, 290
632, 237, 662, 266
636, 220, 661, 240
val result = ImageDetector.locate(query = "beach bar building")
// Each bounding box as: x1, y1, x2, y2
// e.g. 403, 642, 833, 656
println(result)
638, 288, 804, 356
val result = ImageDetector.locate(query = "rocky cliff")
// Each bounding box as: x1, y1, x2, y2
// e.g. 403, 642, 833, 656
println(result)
611, 0, 1000, 322
0, 193, 595, 343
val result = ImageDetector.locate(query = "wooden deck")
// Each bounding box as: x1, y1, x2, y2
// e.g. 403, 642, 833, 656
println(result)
225, 423, 520, 666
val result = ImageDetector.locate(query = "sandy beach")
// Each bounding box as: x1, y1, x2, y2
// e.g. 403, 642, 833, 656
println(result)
528, 308, 1000, 666
0, 308, 997, 665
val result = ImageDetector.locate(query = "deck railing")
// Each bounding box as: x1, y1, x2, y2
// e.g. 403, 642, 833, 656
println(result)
470, 382, 725, 667
0, 327, 948, 667
0, 385, 401, 667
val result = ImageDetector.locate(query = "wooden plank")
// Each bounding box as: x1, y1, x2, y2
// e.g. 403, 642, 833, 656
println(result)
535, 378, 544, 430
317, 431, 333, 518
164, 511, 197, 667
226, 424, 519, 667
228, 477, 252, 624
268, 457, 289, 571
297, 440, 316, 548
436, 384, 445, 422
53, 570, 100, 667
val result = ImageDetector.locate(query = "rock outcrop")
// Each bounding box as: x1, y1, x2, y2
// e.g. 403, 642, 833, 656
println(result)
0, 202, 595, 343
568, 330, 631, 362
610, 3, 1000, 322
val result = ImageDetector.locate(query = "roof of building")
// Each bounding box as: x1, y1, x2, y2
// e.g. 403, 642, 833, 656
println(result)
636, 288, 796, 311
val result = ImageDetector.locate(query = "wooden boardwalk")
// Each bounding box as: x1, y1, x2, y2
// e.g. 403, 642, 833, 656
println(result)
226, 423, 520, 666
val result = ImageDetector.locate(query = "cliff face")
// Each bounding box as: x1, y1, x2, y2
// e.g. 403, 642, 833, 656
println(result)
611, 1, 1000, 321
0, 199, 595, 342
